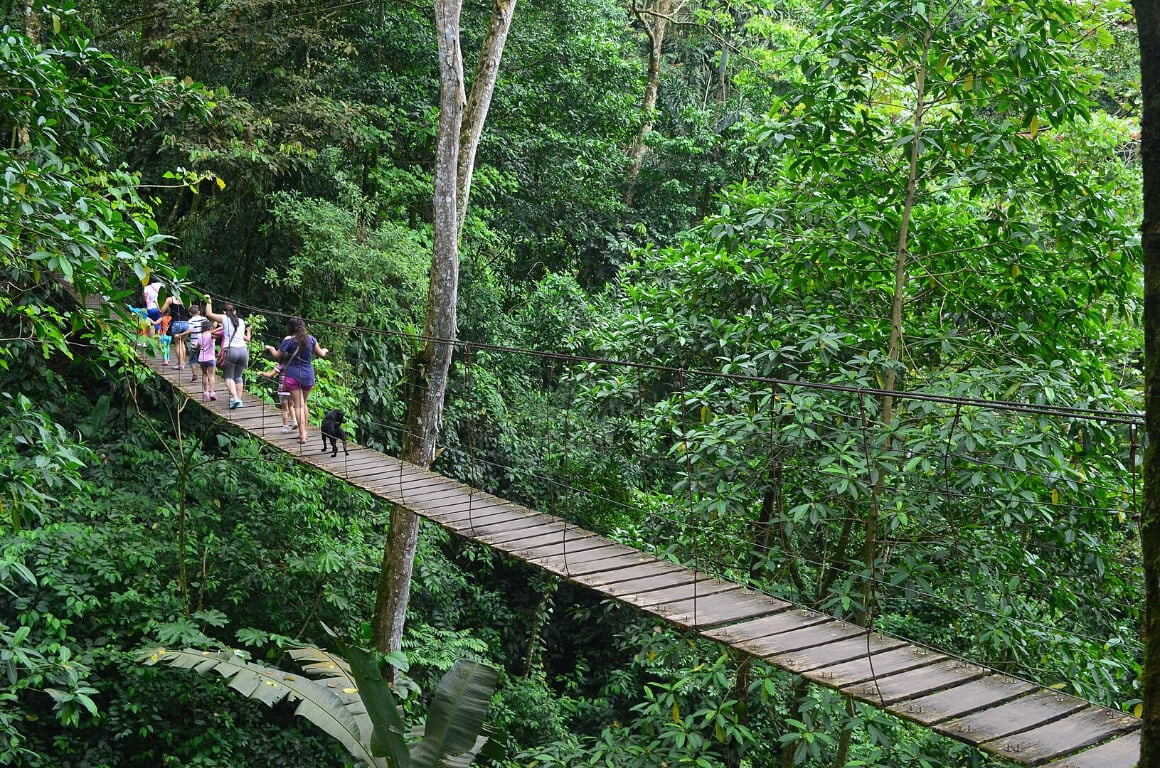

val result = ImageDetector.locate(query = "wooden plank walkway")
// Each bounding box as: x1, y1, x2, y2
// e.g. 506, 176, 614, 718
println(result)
140, 353, 1142, 767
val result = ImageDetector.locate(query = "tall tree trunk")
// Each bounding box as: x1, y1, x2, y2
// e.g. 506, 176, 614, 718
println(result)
372, 0, 516, 658
17, 0, 39, 149
862, 29, 930, 626
457, 0, 517, 233
1136, 3, 1160, 766
372, 0, 466, 658
140, 0, 168, 68
625, 0, 671, 207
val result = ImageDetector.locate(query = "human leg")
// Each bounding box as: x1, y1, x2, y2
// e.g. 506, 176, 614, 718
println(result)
291, 388, 307, 443
234, 347, 250, 398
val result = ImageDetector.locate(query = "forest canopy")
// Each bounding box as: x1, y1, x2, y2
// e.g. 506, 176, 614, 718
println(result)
0, 1, 1146, 767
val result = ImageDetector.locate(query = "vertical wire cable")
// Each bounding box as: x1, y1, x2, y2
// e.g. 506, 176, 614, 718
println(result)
1130, 422, 1140, 528
466, 342, 477, 538
858, 393, 885, 708
561, 360, 572, 577
678, 367, 698, 627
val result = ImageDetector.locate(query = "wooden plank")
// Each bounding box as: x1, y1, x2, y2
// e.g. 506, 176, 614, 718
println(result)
443, 513, 550, 538
816, 646, 946, 691
895, 674, 1037, 726
463, 513, 559, 535
426, 502, 533, 526
979, 708, 1140, 766
615, 577, 740, 608
471, 523, 568, 548
935, 689, 1088, 746
587, 569, 702, 596
477, 522, 574, 545
348, 460, 432, 482
311, 452, 392, 471
502, 530, 605, 553
704, 608, 827, 651
662, 593, 790, 629
382, 478, 471, 500
537, 549, 653, 578
580, 561, 692, 589
768, 633, 908, 675
1041, 731, 1141, 768
508, 539, 617, 565
481, 526, 602, 552
357, 473, 453, 497
750, 620, 864, 655
411, 492, 514, 517
480, 524, 593, 547
370, 485, 499, 512
418, 491, 524, 514
522, 542, 643, 569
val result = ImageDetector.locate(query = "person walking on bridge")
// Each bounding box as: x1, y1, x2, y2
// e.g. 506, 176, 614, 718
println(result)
265, 317, 328, 445
205, 297, 251, 410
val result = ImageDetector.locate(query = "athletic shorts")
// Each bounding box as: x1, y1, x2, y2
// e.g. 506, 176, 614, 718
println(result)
284, 375, 313, 394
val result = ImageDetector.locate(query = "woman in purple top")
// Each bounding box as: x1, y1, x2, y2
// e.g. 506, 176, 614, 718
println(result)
265, 317, 328, 444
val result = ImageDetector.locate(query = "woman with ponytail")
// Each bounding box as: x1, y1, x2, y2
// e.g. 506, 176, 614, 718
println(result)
265, 317, 328, 444
205, 297, 252, 409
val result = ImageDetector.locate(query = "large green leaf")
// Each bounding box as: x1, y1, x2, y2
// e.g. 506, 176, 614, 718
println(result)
408, 659, 499, 768
339, 640, 411, 767
139, 647, 385, 767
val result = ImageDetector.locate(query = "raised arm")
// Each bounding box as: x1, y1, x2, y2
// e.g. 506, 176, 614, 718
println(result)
203, 297, 225, 323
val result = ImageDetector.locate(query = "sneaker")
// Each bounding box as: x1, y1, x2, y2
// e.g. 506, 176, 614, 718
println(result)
288, 420, 298, 429
229, 398, 240, 410
281, 425, 292, 433
209, 392, 217, 401
162, 360, 169, 366
202, 393, 209, 401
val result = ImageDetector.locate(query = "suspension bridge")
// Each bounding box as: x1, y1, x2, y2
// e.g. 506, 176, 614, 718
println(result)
130, 322, 1143, 768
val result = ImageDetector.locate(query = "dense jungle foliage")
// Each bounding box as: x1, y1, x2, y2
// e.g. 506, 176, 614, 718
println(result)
0, 0, 1148, 766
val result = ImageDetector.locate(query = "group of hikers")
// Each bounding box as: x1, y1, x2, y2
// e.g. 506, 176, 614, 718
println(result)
136, 277, 328, 445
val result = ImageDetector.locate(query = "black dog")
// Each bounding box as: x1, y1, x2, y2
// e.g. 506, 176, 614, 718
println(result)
320, 409, 349, 457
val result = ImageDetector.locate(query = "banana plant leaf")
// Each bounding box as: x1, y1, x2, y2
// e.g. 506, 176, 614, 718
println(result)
340, 640, 412, 767
409, 659, 499, 768
139, 647, 385, 767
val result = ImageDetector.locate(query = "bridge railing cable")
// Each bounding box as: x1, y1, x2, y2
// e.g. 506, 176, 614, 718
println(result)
192, 291, 1141, 705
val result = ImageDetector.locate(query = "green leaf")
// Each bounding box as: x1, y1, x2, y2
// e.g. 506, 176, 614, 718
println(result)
409, 659, 499, 768
140, 647, 384, 767
339, 641, 410, 766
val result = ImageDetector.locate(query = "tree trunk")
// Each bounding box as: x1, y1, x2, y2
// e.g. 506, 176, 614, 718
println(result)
140, 0, 168, 69
372, 0, 515, 658
1137, 2, 1160, 766
457, 0, 517, 233
17, 0, 39, 148
372, 0, 466, 657
625, 0, 671, 207
862, 28, 930, 626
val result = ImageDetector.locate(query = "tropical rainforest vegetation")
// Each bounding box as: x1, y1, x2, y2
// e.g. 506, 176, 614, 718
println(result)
1, 0, 1152, 766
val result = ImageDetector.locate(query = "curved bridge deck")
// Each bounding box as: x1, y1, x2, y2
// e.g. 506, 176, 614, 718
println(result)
141, 353, 1141, 767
